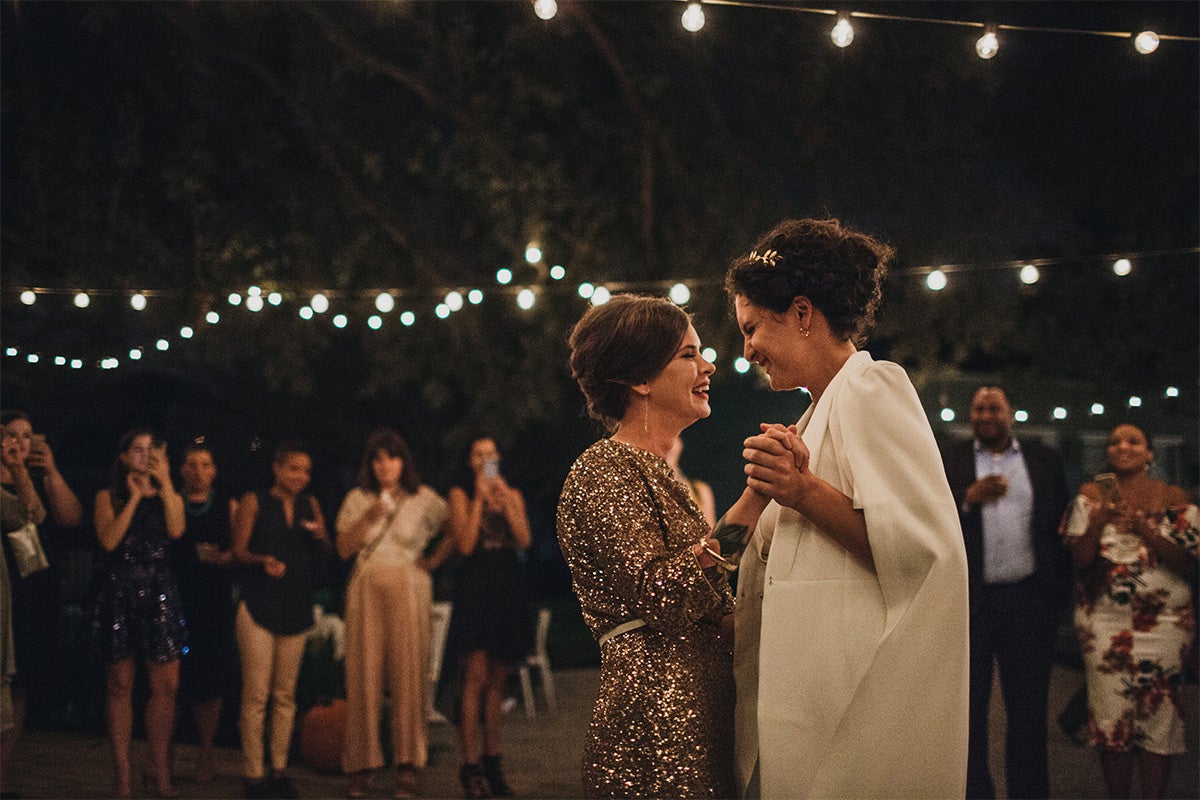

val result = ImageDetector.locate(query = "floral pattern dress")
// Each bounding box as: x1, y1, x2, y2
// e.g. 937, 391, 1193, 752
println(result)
1062, 499, 1199, 753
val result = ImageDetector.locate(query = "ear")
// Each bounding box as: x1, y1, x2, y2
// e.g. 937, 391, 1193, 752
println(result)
628, 382, 652, 398
790, 296, 812, 322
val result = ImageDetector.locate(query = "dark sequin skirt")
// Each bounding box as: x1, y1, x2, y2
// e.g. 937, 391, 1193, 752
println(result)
91, 560, 187, 664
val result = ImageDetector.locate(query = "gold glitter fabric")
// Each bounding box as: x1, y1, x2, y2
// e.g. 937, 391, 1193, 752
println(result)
557, 438, 735, 799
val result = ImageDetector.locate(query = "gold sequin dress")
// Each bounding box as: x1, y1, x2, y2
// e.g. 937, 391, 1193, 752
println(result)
557, 438, 735, 799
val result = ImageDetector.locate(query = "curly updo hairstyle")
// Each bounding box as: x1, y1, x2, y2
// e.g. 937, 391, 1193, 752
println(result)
568, 294, 691, 430
724, 218, 893, 346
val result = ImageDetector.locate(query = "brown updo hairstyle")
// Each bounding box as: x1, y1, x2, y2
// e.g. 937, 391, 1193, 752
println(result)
724, 218, 893, 346
357, 428, 421, 495
567, 294, 691, 430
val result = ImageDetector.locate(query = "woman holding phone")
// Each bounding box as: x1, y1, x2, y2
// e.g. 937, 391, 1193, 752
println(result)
443, 436, 532, 798
92, 430, 187, 799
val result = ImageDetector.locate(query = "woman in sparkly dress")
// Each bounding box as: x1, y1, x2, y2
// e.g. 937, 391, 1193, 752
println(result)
92, 430, 187, 799
558, 294, 769, 799
1060, 423, 1198, 799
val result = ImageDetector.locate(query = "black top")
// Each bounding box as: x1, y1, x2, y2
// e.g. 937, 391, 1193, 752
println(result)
240, 490, 320, 636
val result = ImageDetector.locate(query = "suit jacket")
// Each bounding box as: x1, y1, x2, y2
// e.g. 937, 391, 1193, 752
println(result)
942, 436, 1070, 614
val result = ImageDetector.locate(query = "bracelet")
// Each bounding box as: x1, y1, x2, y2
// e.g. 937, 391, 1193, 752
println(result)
702, 544, 738, 572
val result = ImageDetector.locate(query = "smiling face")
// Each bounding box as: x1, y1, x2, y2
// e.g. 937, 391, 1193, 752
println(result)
273, 452, 313, 497
735, 295, 808, 391
371, 450, 404, 490
121, 433, 154, 475
641, 324, 714, 428
1106, 424, 1152, 476
969, 387, 1013, 451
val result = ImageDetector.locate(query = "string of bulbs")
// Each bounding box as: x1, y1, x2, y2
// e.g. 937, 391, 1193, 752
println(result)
529, 0, 1198, 56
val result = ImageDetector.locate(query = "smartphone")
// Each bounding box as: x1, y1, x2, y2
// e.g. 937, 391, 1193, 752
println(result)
482, 458, 500, 479
1094, 472, 1119, 504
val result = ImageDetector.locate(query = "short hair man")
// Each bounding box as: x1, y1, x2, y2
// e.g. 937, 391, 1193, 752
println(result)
941, 386, 1070, 800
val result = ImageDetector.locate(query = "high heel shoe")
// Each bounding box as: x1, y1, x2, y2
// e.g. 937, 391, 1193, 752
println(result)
481, 755, 512, 798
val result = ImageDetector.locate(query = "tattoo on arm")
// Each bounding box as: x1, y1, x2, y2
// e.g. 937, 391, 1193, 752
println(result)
712, 518, 751, 557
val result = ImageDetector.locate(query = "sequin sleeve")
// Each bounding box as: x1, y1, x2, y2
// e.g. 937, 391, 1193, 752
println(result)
557, 439, 732, 640
1162, 504, 1199, 555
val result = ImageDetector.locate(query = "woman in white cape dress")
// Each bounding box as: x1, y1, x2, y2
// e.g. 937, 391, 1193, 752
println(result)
727, 218, 970, 799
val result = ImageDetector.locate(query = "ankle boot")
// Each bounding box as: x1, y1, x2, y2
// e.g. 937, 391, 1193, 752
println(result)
459, 763, 491, 799
481, 755, 513, 798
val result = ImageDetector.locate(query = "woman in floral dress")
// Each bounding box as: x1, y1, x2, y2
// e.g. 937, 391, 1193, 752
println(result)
1061, 423, 1198, 799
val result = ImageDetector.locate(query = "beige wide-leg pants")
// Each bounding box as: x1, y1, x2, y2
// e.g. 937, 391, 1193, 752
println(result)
236, 602, 309, 779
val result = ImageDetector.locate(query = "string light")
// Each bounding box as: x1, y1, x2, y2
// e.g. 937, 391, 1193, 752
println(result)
701, 347, 717, 363
228, 292, 242, 306
246, 295, 264, 312
299, 306, 314, 320
733, 357, 751, 374
1014, 410, 1029, 422
1134, 30, 1160, 54
831, 16, 854, 48
1128, 395, 1142, 407
577, 282, 595, 299
368, 315, 383, 330
669, 282, 691, 305
590, 286, 611, 305
1018, 264, 1040, 284
975, 29, 1000, 59
1112, 258, 1133, 276
681, 2, 705, 33
926, 269, 948, 291
525, 243, 543, 264
445, 291, 464, 312
205, 311, 220, 324
333, 314, 348, 328
1053, 407, 1068, 420
310, 293, 329, 314
1166, 386, 1180, 398
19, 290, 35, 305
400, 311, 416, 326
496, 268, 513, 285
73, 292, 90, 308
375, 292, 395, 313
468, 289, 484, 305
550, 265, 566, 280
940, 408, 955, 422
517, 288, 537, 309
532, 0, 557, 21
1090, 402, 1105, 415
130, 292, 148, 311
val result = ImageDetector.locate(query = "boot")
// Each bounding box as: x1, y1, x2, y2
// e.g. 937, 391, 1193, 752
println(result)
482, 755, 513, 798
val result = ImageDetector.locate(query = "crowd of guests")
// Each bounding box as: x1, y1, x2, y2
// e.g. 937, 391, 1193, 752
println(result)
1, 217, 1197, 800
0, 421, 533, 800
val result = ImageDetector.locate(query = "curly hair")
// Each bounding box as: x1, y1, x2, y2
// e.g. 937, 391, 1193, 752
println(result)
567, 294, 691, 430
724, 218, 893, 345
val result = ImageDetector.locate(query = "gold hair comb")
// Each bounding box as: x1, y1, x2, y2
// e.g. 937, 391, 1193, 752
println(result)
747, 248, 780, 266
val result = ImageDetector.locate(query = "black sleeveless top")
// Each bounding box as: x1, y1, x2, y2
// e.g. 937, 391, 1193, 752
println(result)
241, 490, 319, 636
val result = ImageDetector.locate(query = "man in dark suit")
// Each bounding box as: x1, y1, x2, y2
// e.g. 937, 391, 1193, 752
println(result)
942, 385, 1070, 800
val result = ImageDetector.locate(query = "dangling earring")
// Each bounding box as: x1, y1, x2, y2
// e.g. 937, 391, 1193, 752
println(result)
802, 327, 810, 338
642, 395, 650, 434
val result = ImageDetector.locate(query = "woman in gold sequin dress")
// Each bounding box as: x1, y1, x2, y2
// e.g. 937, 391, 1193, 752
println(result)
558, 294, 769, 799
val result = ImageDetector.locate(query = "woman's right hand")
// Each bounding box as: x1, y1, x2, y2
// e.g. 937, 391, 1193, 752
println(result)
263, 556, 286, 578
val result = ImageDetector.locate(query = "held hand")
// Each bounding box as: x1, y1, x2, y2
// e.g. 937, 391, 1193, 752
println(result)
147, 447, 172, 488
263, 556, 287, 578
743, 425, 814, 508
301, 517, 327, 541
965, 474, 1009, 506
126, 471, 146, 500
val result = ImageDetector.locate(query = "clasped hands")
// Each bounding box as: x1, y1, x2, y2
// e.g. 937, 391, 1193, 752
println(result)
743, 422, 815, 509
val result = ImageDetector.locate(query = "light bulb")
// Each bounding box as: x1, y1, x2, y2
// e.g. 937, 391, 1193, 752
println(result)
130, 293, 148, 311
496, 268, 513, 285
1090, 403, 1105, 416
831, 17, 854, 48
940, 408, 955, 422
926, 269, 948, 291
368, 315, 383, 330
1134, 31, 1159, 54
246, 296, 264, 312
1019, 265, 1040, 284
517, 289, 536, 310
669, 283, 691, 305
333, 314, 348, 328
681, 2, 705, 32
590, 286, 611, 305
525, 244, 543, 264
445, 291, 464, 312
734, 357, 751, 374
375, 292, 395, 313
533, 0, 557, 20
228, 292, 242, 306
400, 311, 416, 326
310, 293, 329, 313
550, 265, 565, 280
19, 290, 36, 305
74, 292, 90, 308
975, 31, 999, 59
1112, 258, 1132, 276
701, 347, 717, 363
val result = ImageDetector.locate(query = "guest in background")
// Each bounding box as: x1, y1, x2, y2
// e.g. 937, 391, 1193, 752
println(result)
1061, 423, 1198, 799
727, 218, 969, 798
0, 411, 83, 771
92, 430, 187, 799
0, 414, 56, 797
444, 435, 532, 799
942, 385, 1071, 799
172, 442, 239, 784
558, 294, 769, 799
665, 435, 717, 528
337, 429, 452, 800
232, 442, 332, 800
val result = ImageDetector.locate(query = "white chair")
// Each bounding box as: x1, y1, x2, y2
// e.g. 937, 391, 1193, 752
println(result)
518, 607, 556, 717
427, 601, 453, 723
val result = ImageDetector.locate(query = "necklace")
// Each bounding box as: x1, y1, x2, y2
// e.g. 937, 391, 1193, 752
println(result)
186, 492, 214, 516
